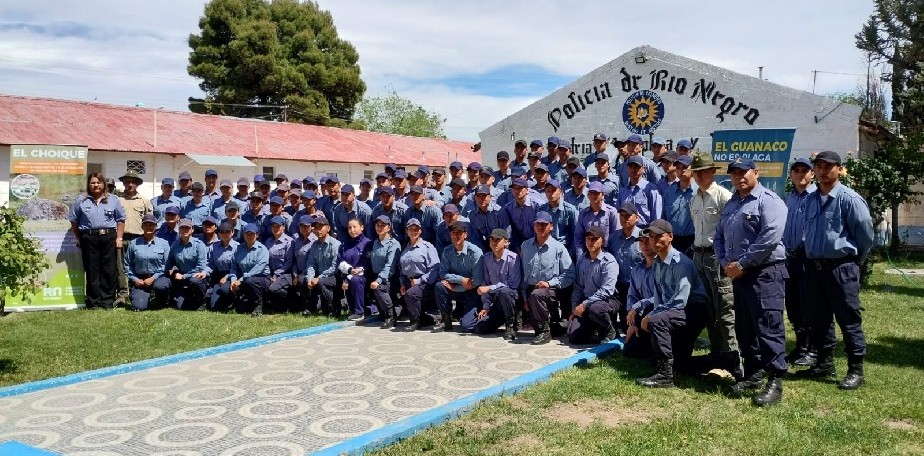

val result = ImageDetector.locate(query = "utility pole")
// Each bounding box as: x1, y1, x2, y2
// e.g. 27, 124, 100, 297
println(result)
812, 70, 818, 94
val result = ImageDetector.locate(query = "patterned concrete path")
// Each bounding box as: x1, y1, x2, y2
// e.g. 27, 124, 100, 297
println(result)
0, 323, 597, 455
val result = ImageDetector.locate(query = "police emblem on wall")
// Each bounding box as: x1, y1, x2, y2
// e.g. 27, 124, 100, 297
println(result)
622, 90, 665, 135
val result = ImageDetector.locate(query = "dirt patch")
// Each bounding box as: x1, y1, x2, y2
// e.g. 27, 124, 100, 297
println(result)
544, 398, 667, 428
504, 396, 531, 412
885, 419, 918, 431
506, 434, 546, 452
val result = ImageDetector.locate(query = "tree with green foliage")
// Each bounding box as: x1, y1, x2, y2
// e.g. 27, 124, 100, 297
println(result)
354, 90, 447, 138
856, 0, 924, 129
0, 207, 48, 312
187, 0, 366, 127
844, 130, 924, 252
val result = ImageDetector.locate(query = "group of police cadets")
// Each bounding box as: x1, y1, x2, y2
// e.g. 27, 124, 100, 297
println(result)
69, 132, 874, 407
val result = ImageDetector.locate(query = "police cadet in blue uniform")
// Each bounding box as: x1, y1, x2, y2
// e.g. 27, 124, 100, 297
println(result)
468, 185, 511, 252
303, 214, 343, 316
521, 211, 575, 345
291, 215, 317, 315
264, 215, 294, 313
800, 151, 874, 390
608, 201, 643, 330
69, 172, 126, 310
404, 185, 441, 244
371, 187, 408, 245
162, 218, 209, 310
635, 220, 709, 388
123, 214, 170, 311
337, 218, 373, 321
399, 218, 441, 331
435, 221, 483, 332
565, 166, 590, 211
618, 155, 663, 228
567, 226, 620, 344
623, 229, 656, 359
181, 182, 211, 231
782, 157, 818, 367
370, 215, 402, 329
229, 223, 270, 316
716, 157, 789, 406
474, 228, 522, 340
574, 181, 620, 259
505, 178, 542, 252
152, 178, 181, 227
590, 152, 620, 206
539, 178, 579, 258
206, 222, 238, 312
662, 155, 696, 255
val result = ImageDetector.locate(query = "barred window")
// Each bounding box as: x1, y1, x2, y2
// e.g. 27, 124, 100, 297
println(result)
262, 166, 275, 182
126, 160, 146, 174
363, 170, 373, 180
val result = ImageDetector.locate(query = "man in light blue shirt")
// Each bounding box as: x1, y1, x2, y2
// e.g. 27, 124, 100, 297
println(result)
800, 151, 874, 391
567, 226, 620, 344
662, 155, 696, 253
124, 214, 170, 311
574, 182, 620, 259
333, 184, 373, 241
229, 223, 270, 316
302, 214, 343, 316
435, 221, 483, 332
539, 179, 579, 258
468, 186, 511, 252
782, 158, 819, 367
473, 228, 522, 340
623, 231, 656, 359
161, 218, 209, 310
264, 216, 294, 313
618, 155, 662, 228
520, 212, 575, 345
715, 158, 789, 406
635, 220, 708, 389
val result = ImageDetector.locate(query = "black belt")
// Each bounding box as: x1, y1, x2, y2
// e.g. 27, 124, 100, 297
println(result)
691, 245, 713, 253
80, 229, 115, 235
786, 247, 806, 259
808, 256, 858, 270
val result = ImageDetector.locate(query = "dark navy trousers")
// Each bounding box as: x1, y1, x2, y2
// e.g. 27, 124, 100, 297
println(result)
805, 259, 866, 360
732, 261, 789, 376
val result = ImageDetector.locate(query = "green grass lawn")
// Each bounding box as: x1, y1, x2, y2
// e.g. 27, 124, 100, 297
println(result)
0, 309, 336, 387
372, 255, 924, 456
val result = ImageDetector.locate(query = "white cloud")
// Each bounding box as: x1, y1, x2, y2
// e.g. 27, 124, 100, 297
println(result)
0, 0, 881, 141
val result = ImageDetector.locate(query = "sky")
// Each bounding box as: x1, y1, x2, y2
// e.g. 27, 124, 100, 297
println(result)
0, 0, 883, 142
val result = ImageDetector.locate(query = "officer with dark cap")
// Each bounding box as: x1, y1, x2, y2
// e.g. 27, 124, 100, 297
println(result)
163, 218, 209, 310
291, 215, 317, 315
539, 178, 579, 257
716, 157, 789, 406
567, 226, 620, 344
662, 155, 696, 254
204, 169, 220, 204
782, 157, 819, 367
799, 151, 874, 390
574, 181, 620, 259
635, 219, 709, 388
618, 155, 662, 229
181, 182, 211, 231
529, 138, 545, 161
430, 167, 450, 205
264, 215, 294, 313
302, 214, 343, 316
228, 223, 270, 316
530, 163, 551, 204
468, 185, 511, 252
608, 201, 643, 329
371, 186, 409, 245
590, 152, 620, 206
124, 214, 170, 311
584, 132, 612, 170
233, 177, 251, 204
435, 220, 483, 332
623, 228, 656, 358
520, 211, 575, 344
152, 178, 181, 227
221, 201, 245, 241
676, 138, 694, 156
618, 134, 661, 186
370, 214, 402, 328
493, 151, 513, 193
510, 140, 530, 177
205, 221, 239, 311
436, 203, 468, 253
465, 162, 482, 194
544, 137, 560, 166
260, 196, 291, 242
333, 184, 373, 240
651, 137, 668, 169
565, 166, 590, 211
210, 179, 236, 220
474, 228, 522, 340
505, 178, 542, 252
174, 171, 193, 204
197, 216, 221, 246
477, 166, 505, 202
404, 185, 442, 244
448, 161, 465, 181
549, 139, 571, 183
156, 205, 180, 245
399, 218, 441, 330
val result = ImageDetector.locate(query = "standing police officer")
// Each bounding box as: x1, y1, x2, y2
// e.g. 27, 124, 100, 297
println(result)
782, 158, 818, 367
800, 151, 874, 390
715, 158, 789, 406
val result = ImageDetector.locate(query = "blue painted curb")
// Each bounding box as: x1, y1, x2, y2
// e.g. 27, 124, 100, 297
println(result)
0, 320, 354, 399
0, 441, 60, 455
313, 338, 624, 456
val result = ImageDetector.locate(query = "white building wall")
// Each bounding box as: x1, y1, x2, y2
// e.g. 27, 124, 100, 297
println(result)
0, 145, 9, 206
479, 45, 862, 166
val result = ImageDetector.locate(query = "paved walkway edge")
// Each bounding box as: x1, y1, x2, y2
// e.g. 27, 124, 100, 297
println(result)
0, 441, 59, 455
0, 320, 353, 399
313, 339, 624, 456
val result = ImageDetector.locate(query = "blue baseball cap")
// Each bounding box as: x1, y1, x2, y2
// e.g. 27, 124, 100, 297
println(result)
674, 155, 693, 167
558, 139, 572, 149
340, 184, 355, 194
595, 152, 610, 162
652, 137, 667, 146
243, 223, 259, 234
534, 163, 549, 173
467, 162, 482, 171
298, 215, 314, 226
375, 214, 392, 225
450, 161, 464, 170
202, 216, 218, 226
301, 189, 317, 199
205, 169, 218, 177
530, 139, 543, 148
593, 133, 608, 141
406, 217, 422, 228
161, 178, 175, 186
393, 169, 408, 179
253, 174, 265, 183
587, 182, 606, 193
375, 172, 389, 180
570, 167, 588, 178
534, 211, 553, 224
547, 136, 560, 146
178, 171, 192, 180
676, 139, 693, 149
409, 185, 425, 194
380, 186, 396, 196
790, 157, 813, 170
270, 215, 286, 226
812, 150, 842, 165
418, 165, 430, 175
326, 175, 339, 184
475, 185, 492, 195
269, 196, 284, 205
442, 203, 460, 214
627, 155, 644, 166
165, 205, 180, 215
618, 201, 639, 215
312, 214, 330, 225
511, 178, 529, 188
545, 178, 562, 189
626, 134, 644, 144
360, 178, 372, 186
385, 163, 397, 171
236, 177, 249, 186
727, 157, 757, 172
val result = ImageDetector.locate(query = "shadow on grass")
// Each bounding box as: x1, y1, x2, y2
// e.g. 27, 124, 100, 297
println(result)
0, 359, 16, 376
867, 336, 924, 370
864, 283, 924, 298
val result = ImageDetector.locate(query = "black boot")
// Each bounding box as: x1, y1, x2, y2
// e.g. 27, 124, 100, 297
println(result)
732, 369, 766, 394
752, 374, 783, 406
636, 359, 675, 388
406, 318, 420, 331
838, 358, 865, 390
442, 312, 453, 331
503, 316, 517, 341
721, 351, 745, 382
250, 303, 263, 317
789, 332, 816, 367
380, 316, 396, 329
796, 353, 836, 378
531, 322, 551, 345
600, 325, 618, 343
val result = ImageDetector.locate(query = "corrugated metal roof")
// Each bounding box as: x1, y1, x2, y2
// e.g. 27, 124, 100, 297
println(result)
0, 94, 478, 167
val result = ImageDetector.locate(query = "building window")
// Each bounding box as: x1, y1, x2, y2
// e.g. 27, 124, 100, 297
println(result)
126, 160, 146, 175
262, 166, 274, 182
363, 170, 373, 181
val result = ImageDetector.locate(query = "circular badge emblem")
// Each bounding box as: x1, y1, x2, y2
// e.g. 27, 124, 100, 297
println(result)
622, 90, 665, 135
11, 174, 40, 199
